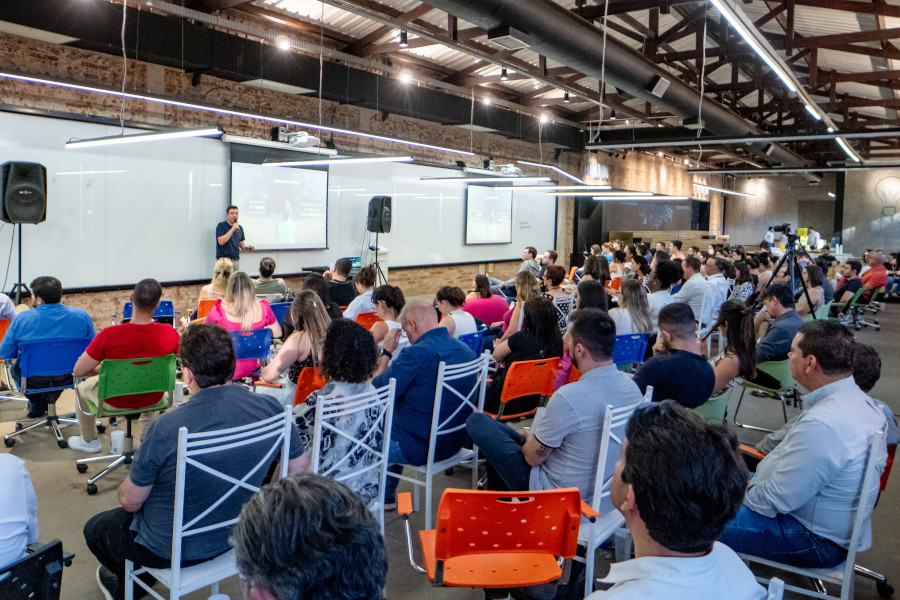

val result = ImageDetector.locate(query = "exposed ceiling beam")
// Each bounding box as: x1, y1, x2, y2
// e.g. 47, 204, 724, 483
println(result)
343, 3, 434, 55
189, 0, 255, 11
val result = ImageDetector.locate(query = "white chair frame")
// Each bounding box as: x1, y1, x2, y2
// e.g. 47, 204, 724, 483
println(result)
124, 405, 294, 600
310, 379, 396, 534
389, 351, 490, 528
738, 430, 888, 600
578, 386, 652, 597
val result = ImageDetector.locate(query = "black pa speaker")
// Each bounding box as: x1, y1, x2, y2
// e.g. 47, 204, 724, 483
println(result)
366, 195, 391, 234
1, 162, 47, 224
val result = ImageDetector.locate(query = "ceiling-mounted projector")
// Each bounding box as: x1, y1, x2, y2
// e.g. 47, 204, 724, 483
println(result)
288, 132, 321, 148
499, 163, 523, 176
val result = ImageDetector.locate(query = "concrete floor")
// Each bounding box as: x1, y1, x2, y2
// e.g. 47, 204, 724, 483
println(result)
1, 302, 897, 600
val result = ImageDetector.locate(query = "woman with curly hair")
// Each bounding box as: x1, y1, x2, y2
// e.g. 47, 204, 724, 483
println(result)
293, 319, 382, 504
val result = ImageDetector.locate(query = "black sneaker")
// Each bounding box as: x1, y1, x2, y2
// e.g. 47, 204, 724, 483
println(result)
96, 566, 118, 600
383, 497, 397, 510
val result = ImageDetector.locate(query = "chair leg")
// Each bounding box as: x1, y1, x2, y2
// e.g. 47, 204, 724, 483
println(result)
125, 560, 134, 600
87, 454, 130, 485
584, 540, 596, 597
425, 476, 433, 530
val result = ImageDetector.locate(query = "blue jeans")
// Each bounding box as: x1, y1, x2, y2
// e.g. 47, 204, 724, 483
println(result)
886, 276, 899, 296
384, 439, 410, 501
719, 506, 848, 568
465, 413, 531, 491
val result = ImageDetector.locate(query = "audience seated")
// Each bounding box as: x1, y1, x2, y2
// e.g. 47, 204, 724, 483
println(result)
463, 274, 509, 326
369, 285, 409, 358
371, 301, 477, 506
491, 246, 540, 297
0, 454, 38, 569
435, 286, 478, 338
342, 266, 376, 321
467, 309, 641, 503
590, 401, 764, 599
755, 253, 774, 292
68, 279, 180, 453
815, 257, 835, 304
795, 264, 825, 316
485, 297, 564, 415
252, 257, 287, 298
610, 250, 627, 281
707, 300, 759, 395
730, 261, 755, 303
701, 257, 731, 328
294, 319, 383, 504
325, 257, 358, 307
580, 254, 609, 286
668, 240, 686, 261
646, 260, 680, 332
12, 287, 34, 314
541, 264, 574, 332
861, 249, 888, 302
84, 324, 306, 600
649, 249, 669, 271
609, 279, 653, 335
753, 284, 803, 363
0, 276, 95, 418
233, 474, 387, 600
260, 290, 331, 397
495, 272, 541, 343
831, 259, 863, 314
0, 292, 14, 321
553, 279, 609, 390
539, 249, 557, 279
632, 303, 715, 407
719, 321, 888, 568
671, 256, 706, 321
299, 273, 344, 323
205, 272, 282, 380
198, 257, 233, 302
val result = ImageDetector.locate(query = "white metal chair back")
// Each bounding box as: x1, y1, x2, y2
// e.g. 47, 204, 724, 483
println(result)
310, 379, 396, 534
739, 429, 888, 600
581, 385, 652, 597
394, 351, 490, 528
126, 406, 293, 600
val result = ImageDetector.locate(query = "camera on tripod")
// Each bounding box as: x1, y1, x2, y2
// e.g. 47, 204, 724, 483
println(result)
772, 223, 800, 247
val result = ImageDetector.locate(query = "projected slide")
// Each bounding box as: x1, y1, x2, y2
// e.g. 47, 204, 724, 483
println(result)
230, 162, 328, 249
465, 186, 512, 244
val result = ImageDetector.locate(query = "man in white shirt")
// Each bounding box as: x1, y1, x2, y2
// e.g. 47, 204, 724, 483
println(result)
764, 226, 775, 247
589, 401, 764, 599
646, 260, 680, 332
806, 227, 820, 250
719, 320, 888, 568
0, 454, 39, 569
700, 257, 731, 331
671, 256, 707, 321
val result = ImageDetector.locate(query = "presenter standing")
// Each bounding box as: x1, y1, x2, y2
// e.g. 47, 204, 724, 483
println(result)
216, 205, 254, 272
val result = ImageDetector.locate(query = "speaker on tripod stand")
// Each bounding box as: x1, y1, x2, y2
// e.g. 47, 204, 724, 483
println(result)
366, 196, 391, 284
2, 161, 48, 303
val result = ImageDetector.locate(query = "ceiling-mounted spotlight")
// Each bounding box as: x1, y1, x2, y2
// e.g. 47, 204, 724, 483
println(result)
610, 109, 616, 120
399, 30, 408, 48
500, 67, 509, 81
657, 152, 664, 157
563, 92, 570, 103
483, 96, 491, 106
625, 119, 630, 125
399, 72, 412, 84
540, 113, 549, 124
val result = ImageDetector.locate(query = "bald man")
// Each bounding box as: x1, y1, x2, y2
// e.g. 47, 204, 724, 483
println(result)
861, 249, 888, 302
372, 300, 477, 506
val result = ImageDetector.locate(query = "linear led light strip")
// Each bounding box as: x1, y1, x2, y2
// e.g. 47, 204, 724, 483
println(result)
419, 176, 552, 183
547, 191, 653, 197
66, 127, 224, 149
516, 161, 583, 184
536, 185, 612, 191
263, 156, 413, 167
693, 183, 755, 197
836, 137, 861, 163
593, 195, 690, 201
0, 71, 476, 156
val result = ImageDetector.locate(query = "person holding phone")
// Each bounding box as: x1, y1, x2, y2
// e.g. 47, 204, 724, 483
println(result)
215, 205, 255, 272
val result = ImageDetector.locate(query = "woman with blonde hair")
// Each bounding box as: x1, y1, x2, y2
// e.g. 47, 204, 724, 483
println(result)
608, 278, 653, 334
494, 271, 541, 344
261, 290, 331, 389
206, 271, 283, 379
199, 257, 234, 301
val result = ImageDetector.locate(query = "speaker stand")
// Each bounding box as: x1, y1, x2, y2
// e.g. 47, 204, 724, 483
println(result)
373, 232, 387, 286
8, 224, 27, 304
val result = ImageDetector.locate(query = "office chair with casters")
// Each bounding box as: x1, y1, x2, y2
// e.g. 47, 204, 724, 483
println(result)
125, 406, 294, 600
0, 539, 73, 600
269, 301, 291, 327
733, 360, 796, 433
0, 318, 20, 401
487, 357, 560, 421
74, 354, 177, 495
2, 337, 92, 449
830, 287, 867, 331
399, 488, 598, 589
738, 430, 888, 600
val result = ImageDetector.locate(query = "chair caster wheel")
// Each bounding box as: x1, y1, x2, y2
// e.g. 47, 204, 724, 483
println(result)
4, 438, 14, 448
15, 422, 23, 431
877, 580, 894, 597
87, 483, 98, 495
77, 463, 88, 473
97, 424, 107, 434
64, 559, 72, 567
58, 440, 68, 449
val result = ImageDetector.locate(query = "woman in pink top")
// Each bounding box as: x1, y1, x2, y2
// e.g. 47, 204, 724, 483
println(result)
205, 271, 282, 379
463, 275, 509, 326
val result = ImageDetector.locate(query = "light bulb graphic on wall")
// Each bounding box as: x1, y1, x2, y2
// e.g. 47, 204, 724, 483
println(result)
874, 176, 900, 218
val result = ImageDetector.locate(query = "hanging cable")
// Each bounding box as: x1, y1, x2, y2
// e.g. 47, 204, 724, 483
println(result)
696, 4, 709, 167
319, 2, 325, 127
469, 89, 475, 154
118, 1, 128, 134
592, 0, 611, 144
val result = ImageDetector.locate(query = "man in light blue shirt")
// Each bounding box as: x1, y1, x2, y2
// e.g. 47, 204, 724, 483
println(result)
719, 320, 888, 568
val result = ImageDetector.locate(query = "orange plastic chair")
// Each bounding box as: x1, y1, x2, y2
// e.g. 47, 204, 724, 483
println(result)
398, 488, 597, 588
568, 365, 582, 383
567, 265, 577, 282
608, 278, 622, 291
184, 299, 218, 326
294, 366, 327, 406
354, 311, 382, 330
488, 357, 561, 420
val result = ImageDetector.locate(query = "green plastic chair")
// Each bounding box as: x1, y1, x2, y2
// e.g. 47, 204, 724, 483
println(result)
694, 388, 732, 424
803, 301, 834, 322
830, 287, 866, 331
75, 354, 177, 495
734, 360, 795, 433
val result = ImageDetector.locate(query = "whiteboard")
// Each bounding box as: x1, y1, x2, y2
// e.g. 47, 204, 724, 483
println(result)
0, 111, 557, 289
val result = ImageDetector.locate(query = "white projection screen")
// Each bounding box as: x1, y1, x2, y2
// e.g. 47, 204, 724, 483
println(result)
465, 185, 513, 244
230, 163, 328, 249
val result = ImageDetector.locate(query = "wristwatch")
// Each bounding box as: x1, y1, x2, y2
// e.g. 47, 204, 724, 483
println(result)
381, 348, 393, 360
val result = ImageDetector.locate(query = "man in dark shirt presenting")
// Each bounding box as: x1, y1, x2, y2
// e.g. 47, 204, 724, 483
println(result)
632, 303, 715, 407
215, 205, 254, 272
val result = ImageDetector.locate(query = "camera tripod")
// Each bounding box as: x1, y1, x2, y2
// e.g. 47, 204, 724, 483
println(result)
756, 239, 819, 319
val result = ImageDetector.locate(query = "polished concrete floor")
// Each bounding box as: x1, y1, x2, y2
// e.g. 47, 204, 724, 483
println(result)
1, 302, 897, 599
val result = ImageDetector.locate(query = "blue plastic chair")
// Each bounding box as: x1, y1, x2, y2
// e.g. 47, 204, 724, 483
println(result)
612, 333, 650, 372
459, 330, 486, 356
3, 337, 92, 449
270, 302, 291, 327
229, 329, 273, 362
116, 300, 175, 324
